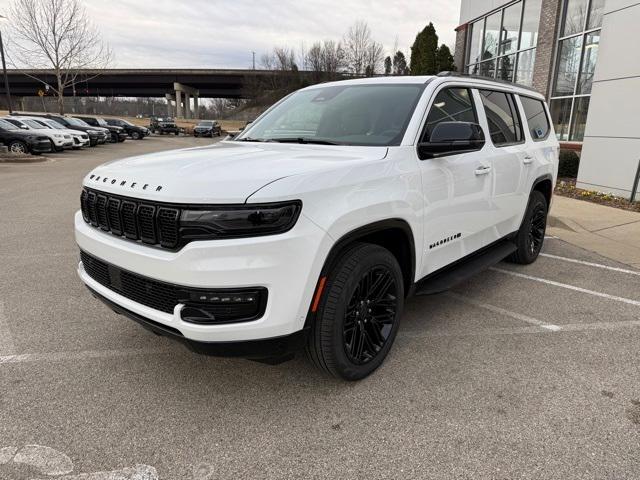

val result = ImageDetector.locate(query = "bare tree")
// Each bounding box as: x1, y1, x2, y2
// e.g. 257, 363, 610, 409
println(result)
343, 21, 375, 76
364, 41, 384, 76
305, 40, 346, 81
8, 0, 112, 113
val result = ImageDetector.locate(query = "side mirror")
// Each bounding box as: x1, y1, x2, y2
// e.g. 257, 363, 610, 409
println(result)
20, 125, 29, 130
418, 121, 485, 159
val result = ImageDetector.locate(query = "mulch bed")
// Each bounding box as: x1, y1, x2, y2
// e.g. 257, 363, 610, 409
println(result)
555, 178, 640, 213
0, 153, 47, 163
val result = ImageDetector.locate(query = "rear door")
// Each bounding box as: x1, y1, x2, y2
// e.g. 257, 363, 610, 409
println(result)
476, 89, 527, 235
416, 85, 495, 276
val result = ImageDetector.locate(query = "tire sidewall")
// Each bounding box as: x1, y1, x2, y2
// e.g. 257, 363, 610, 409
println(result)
518, 191, 548, 263
318, 245, 404, 380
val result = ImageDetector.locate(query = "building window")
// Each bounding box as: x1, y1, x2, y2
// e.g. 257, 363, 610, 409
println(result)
549, 0, 602, 141
465, 0, 541, 86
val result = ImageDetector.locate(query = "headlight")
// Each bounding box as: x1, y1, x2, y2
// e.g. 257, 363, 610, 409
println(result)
179, 201, 302, 240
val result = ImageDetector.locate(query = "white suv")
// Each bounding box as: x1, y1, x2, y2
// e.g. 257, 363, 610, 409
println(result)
75, 75, 558, 380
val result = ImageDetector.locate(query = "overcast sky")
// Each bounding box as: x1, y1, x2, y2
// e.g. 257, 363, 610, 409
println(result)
81, 0, 461, 69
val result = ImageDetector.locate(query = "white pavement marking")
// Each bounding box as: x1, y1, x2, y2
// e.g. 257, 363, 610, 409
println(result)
0, 347, 172, 366
544, 235, 559, 239
446, 292, 562, 331
50, 464, 158, 480
491, 267, 640, 307
0, 302, 16, 355
12, 444, 73, 476
540, 253, 640, 276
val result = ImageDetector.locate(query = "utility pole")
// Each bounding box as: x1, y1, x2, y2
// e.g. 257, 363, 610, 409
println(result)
0, 16, 13, 114
252, 51, 256, 70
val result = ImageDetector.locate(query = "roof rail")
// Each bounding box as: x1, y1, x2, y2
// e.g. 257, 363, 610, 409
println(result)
435, 71, 540, 93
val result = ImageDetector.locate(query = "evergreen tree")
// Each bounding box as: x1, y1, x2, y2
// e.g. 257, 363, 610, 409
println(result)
384, 56, 392, 75
392, 51, 409, 75
410, 22, 438, 75
435, 44, 455, 73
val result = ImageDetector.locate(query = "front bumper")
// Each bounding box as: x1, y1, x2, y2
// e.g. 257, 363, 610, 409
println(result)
30, 140, 52, 153
75, 210, 331, 344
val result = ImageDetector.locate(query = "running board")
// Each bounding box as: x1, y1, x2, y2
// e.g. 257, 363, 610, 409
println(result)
414, 240, 517, 295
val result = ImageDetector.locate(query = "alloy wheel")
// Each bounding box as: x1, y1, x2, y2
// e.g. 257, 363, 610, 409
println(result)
343, 266, 398, 365
10, 142, 26, 154
528, 205, 546, 255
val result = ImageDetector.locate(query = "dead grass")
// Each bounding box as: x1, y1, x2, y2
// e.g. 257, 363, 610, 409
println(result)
555, 178, 640, 212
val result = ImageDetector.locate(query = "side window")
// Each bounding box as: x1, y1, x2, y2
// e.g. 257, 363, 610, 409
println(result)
519, 96, 551, 141
421, 87, 478, 142
478, 90, 523, 146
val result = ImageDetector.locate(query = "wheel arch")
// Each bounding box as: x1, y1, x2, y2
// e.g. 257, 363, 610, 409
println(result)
531, 174, 553, 210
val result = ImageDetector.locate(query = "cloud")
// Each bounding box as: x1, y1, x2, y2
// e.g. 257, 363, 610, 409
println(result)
82, 0, 460, 68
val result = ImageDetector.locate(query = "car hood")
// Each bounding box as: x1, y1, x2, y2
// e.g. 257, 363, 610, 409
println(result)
83, 140, 389, 203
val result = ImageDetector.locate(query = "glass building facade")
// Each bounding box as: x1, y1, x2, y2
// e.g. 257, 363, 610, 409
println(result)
462, 0, 604, 142
549, 0, 603, 141
465, 0, 543, 87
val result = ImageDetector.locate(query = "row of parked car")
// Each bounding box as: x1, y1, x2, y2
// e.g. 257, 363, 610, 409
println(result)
0, 113, 151, 155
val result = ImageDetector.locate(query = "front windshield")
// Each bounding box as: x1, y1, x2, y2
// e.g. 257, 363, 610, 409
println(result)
96, 118, 108, 127
66, 117, 89, 127
121, 119, 134, 126
43, 119, 65, 129
0, 119, 19, 131
237, 83, 424, 146
24, 119, 45, 129
198, 121, 214, 126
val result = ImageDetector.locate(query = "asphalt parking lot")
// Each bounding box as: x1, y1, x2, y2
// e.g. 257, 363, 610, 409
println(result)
1, 137, 639, 480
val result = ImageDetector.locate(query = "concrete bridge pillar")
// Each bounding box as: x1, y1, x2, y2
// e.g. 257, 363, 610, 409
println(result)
193, 95, 199, 119
173, 82, 199, 119
165, 93, 175, 117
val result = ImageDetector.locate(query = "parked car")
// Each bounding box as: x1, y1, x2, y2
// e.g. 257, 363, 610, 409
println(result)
149, 117, 179, 135
26, 113, 108, 146
104, 118, 149, 140
2, 116, 74, 152
0, 118, 51, 154
74, 116, 127, 143
27, 117, 90, 149
75, 74, 559, 380
193, 120, 222, 137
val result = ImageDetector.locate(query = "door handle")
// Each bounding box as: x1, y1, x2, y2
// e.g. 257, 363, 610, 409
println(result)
475, 165, 492, 175
523, 155, 534, 165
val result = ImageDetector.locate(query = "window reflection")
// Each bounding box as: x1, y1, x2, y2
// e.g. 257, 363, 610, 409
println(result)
578, 32, 599, 94
562, 0, 589, 37
468, 20, 485, 64
553, 36, 583, 96
500, 2, 522, 55
515, 49, 536, 86
570, 96, 590, 141
520, 0, 542, 49
483, 12, 501, 59
498, 55, 516, 81
550, 98, 573, 141
588, 0, 604, 29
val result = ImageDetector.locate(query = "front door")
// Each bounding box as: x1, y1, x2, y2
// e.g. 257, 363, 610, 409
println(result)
416, 86, 495, 277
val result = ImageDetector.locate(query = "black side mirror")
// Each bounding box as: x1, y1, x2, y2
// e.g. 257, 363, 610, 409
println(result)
418, 121, 485, 160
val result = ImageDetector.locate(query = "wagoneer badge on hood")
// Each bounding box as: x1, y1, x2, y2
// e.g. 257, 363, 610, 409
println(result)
88, 174, 163, 192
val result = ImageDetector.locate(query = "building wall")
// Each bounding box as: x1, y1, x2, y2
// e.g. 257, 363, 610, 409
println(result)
454, 26, 468, 72
459, 0, 512, 24
577, 0, 640, 198
531, 0, 563, 94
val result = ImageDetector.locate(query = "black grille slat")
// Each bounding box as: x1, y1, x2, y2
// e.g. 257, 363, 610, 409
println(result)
80, 250, 267, 323
96, 195, 109, 231
81, 188, 182, 249
137, 205, 157, 244
87, 191, 98, 226
121, 201, 138, 240
107, 198, 123, 236
158, 208, 179, 248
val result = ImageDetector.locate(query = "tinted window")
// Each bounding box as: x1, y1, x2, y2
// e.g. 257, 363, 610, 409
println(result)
422, 88, 477, 141
520, 96, 550, 141
479, 90, 523, 145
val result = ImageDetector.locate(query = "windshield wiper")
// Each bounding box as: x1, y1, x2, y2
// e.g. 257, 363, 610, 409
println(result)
269, 137, 341, 145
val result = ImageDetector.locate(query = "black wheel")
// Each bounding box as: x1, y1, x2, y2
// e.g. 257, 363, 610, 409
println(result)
174, 131, 179, 136
306, 243, 404, 381
507, 190, 548, 264
131, 131, 141, 140
9, 140, 28, 154
194, 132, 199, 137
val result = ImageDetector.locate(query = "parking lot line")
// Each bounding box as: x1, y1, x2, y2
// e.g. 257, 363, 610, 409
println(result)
539, 253, 640, 276
0, 302, 16, 355
446, 292, 562, 331
0, 347, 171, 366
491, 267, 640, 307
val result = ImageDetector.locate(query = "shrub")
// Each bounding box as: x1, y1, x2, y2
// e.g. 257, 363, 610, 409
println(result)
558, 150, 580, 178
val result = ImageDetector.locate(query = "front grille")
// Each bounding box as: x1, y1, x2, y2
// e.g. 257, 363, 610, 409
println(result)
80, 188, 179, 249
80, 251, 267, 323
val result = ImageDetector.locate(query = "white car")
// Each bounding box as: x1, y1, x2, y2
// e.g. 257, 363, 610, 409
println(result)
75, 74, 559, 380
26, 117, 91, 149
3, 116, 74, 152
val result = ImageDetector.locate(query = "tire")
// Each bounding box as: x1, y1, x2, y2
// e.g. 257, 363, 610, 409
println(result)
507, 190, 548, 265
174, 131, 179, 136
9, 140, 28, 154
306, 243, 404, 381
131, 131, 141, 140
194, 133, 199, 137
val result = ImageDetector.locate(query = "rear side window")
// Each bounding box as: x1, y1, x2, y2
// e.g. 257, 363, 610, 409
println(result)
422, 88, 478, 141
479, 90, 523, 146
519, 96, 551, 141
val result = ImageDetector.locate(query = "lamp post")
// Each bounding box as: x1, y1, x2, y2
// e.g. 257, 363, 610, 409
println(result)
0, 15, 12, 113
